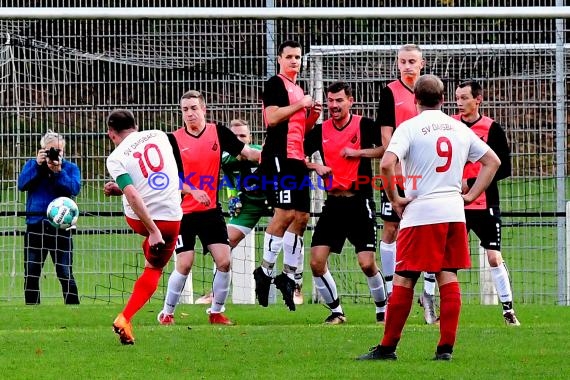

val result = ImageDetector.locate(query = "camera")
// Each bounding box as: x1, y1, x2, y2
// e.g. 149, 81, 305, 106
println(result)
46, 147, 61, 161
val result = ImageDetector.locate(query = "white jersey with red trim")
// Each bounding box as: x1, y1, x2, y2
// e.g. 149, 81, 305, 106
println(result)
386, 110, 489, 228
107, 130, 182, 221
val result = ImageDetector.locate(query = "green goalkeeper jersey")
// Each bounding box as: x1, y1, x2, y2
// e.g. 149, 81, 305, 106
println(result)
221, 144, 265, 203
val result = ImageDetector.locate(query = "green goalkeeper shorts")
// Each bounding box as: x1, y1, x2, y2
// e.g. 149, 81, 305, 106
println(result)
227, 199, 270, 235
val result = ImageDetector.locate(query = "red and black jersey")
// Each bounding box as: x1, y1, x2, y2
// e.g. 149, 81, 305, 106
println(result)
174, 123, 244, 213
261, 74, 307, 162
304, 115, 380, 198
452, 114, 511, 209
375, 79, 418, 130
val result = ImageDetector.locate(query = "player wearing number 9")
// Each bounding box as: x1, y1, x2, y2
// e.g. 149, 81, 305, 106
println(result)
105, 109, 184, 345
358, 74, 500, 361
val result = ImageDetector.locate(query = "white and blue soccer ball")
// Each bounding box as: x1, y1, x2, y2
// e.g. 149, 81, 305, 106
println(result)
46, 197, 79, 230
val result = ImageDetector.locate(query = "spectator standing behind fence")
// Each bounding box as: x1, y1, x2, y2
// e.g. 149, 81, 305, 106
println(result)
254, 40, 322, 311
18, 130, 81, 305
304, 81, 387, 325
454, 80, 520, 326
104, 109, 183, 345
358, 75, 500, 361
376, 44, 439, 324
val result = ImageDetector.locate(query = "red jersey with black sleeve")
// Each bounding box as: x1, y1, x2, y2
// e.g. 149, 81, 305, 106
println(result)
452, 114, 511, 209
304, 115, 380, 198
173, 123, 244, 213
375, 79, 417, 130
261, 74, 307, 162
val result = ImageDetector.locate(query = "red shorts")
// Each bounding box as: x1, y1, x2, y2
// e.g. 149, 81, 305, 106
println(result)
396, 222, 470, 273
126, 217, 181, 268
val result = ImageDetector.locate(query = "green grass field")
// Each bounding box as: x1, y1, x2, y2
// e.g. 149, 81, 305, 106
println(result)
0, 303, 568, 379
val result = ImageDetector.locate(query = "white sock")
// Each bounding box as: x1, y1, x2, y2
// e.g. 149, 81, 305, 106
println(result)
423, 272, 436, 296
283, 231, 303, 280
490, 263, 513, 303
380, 241, 396, 294
210, 270, 231, 313
367, 272, 387, 312
314, 270, 342, 313
262, 232, 283, 276
163, 269, 187, 315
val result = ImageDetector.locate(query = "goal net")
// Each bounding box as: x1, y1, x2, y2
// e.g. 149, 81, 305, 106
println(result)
0, 7, 567, 306
305, 42, 569, 303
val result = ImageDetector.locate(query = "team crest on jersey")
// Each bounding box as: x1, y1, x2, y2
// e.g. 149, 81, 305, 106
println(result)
212, 142, 218, 151
351, 134, 358, 144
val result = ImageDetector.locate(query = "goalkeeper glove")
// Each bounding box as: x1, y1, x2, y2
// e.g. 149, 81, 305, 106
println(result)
228, 196, 242, 218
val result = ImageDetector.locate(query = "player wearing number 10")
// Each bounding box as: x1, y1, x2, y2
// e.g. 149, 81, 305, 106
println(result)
358, 75, 500, 361
105, 109, 183, 345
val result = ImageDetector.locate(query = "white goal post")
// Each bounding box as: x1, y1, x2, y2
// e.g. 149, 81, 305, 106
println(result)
0, 5, 567, 305
305, 41, 568, 304
1, 7, 570, 20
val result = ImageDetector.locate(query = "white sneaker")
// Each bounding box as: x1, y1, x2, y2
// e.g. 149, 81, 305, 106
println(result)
293, 285, 304, 305
503, 310, 521, 326
419, 291, 439, 325
157, 311, 175, 325
195, 292, 213, 304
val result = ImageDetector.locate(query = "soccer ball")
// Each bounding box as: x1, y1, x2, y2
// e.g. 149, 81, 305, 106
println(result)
46, 197, 79, 230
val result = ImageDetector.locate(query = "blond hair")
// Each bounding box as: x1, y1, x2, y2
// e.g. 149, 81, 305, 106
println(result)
230, 119, 249, 128
399, 44, 422, 56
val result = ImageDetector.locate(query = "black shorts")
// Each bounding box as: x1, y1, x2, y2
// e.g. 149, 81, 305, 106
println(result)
465, 207, 502, 251
259, 156, 310, 213
311, 195, 377, 254
176, 208, 229, 253
379, 186, 406, 222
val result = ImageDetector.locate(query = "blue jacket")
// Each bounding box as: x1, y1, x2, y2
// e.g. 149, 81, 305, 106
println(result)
18, 159, 81, 225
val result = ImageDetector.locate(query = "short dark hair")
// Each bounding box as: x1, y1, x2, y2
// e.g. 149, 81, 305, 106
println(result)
180, 89, 205, 106
107, 109, 136, 132
414, 75, 444, 107
278, 40, 302, 55
457, 80, 483, 98
326, 81, 353, 98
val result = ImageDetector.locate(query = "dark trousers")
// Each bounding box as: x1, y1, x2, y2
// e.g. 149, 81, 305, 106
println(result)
24, 220, 79, 305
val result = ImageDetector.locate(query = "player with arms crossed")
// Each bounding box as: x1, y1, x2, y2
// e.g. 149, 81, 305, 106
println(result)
358, 75, 500, 361
157, 91, 260, 326
304, 81, 388, 324
254, 40, 322, 311
105, 109, 183, 345
376, 44, 438, 323
454, 80, 520, 326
